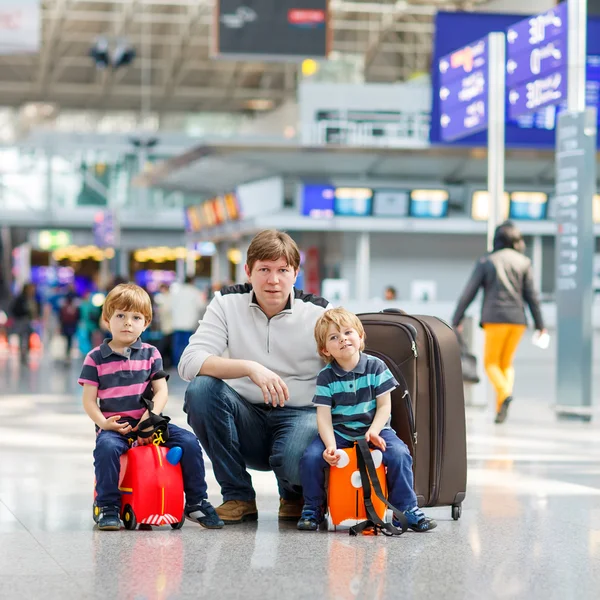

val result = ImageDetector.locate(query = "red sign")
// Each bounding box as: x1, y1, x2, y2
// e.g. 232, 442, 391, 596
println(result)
288, 9, 325, 26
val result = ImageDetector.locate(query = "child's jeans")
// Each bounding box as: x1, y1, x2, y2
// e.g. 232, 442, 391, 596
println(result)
94, 423, 208, 507
299, 429, 418, 511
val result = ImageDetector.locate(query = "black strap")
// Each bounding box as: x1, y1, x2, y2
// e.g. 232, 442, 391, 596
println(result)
137, 372, 171, 444
349, 438, 409, 537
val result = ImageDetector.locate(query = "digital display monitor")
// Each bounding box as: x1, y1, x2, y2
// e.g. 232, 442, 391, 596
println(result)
372, 189, 410, 217
508, 192, 548, 220
301, 183, 335, 218
471, 190, 510, 221
333, 187, 373, 216
409, 189, 449, 218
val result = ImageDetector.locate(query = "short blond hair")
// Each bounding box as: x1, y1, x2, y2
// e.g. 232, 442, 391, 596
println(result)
314, 307, 366, 363
246, 229, 300, 274
102, 283, 153, 325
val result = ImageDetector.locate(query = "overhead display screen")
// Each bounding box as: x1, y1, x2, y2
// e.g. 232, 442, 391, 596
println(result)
301, 183, 335, 218
333, 187, 373, 216
471, 190, 510, 221
409, 189, 449, 218
214, 0, 330, 59
372, 189, 410, 217
508, 191, 548, 220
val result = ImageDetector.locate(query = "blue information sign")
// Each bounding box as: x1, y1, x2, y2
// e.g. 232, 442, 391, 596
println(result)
506, 36, 565, 88
506, 3, 568, 120
438, 36, 489, 141
508, 68, 568, 120
505, 2, 567, 54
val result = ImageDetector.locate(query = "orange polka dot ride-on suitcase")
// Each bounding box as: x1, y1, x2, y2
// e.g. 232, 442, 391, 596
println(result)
93, 443, 185, 530
328, 440, 408, 536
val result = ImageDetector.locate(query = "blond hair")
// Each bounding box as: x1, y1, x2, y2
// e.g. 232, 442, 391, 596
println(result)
314, 307, 366, 363
102, 283, 153, 325
246, 229, 300, 274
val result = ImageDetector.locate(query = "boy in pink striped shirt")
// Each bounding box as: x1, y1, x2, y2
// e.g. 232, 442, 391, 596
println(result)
79, 283, 223, 531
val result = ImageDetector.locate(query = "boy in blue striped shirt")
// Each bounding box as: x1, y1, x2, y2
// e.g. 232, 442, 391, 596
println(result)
297, 307, 437, 532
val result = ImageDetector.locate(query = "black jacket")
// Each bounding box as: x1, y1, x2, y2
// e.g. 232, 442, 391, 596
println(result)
452, 248, 545, 330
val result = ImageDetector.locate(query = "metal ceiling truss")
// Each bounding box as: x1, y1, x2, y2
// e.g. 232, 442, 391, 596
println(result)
0, 0, 493, 114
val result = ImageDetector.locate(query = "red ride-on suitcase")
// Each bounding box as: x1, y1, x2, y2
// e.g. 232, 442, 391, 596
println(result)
94, 444, 185, 530
358, 309, 467, 520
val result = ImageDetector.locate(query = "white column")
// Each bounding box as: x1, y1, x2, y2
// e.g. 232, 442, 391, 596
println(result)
532, 235, 543, 293
487, 32, 506, 252
175, 258, 185, 283
355, 232, 370, 302
212, 242, 230, 287
568, 0, 586, 113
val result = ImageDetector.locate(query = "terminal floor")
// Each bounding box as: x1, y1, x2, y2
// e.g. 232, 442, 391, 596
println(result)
1, 350, 600, 600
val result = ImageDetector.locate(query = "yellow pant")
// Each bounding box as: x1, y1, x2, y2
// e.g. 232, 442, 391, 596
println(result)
483, 323, 526, 411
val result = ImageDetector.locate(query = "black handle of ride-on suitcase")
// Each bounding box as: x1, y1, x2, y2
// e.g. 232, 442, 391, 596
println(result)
381, 308, 407, 315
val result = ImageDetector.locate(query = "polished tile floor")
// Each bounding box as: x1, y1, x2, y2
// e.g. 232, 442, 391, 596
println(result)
2, 347, 600, 599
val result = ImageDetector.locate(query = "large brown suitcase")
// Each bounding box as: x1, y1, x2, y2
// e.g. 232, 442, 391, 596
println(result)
358, 309, 467, 520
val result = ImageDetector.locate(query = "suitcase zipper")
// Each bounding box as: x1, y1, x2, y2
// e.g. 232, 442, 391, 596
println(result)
407, 317, 445, 507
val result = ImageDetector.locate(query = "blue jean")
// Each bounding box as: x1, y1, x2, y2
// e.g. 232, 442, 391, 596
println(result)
94, 423, 208, 507
300, 429, 418, 511
183, 376, 318, 502
173, 331, 193, 368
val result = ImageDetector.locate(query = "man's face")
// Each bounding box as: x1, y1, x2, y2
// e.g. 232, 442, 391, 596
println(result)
245, 257, 298, 318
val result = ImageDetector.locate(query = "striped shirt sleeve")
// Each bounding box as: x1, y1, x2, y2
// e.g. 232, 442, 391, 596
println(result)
78, 352, 99, 387
149, 346, 165, 379
372, 358, 398, 398
312, 369, 333, 408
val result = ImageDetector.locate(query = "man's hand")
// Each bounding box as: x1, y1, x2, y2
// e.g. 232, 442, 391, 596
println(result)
247, 362, 289, 407
102, 415, 133, 435
365, 429, 387, 451
323, 446, 340, 466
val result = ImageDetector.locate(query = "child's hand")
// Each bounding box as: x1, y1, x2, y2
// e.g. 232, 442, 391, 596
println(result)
102, 416, 133, 435
323, 446, 340, 466
131, 423, 154, 446
365, 429, 387, 451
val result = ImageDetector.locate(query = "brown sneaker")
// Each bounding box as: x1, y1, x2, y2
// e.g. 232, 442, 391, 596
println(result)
278, 497, 304, 521
215, 500, 258, 524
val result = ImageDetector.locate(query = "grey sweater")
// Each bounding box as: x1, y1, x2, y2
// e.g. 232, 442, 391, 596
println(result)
452, 248, 545, 330
178, 284, 331, 408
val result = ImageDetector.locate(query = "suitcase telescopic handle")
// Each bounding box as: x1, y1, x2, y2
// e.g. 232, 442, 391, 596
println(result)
381, 308, 407, 315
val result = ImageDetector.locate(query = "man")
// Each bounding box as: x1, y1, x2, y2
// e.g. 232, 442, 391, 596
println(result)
171, 276, 206, 367
179, 230, 329, 524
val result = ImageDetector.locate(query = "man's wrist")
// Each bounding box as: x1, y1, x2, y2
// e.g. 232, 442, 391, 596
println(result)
242, 359, 255, 377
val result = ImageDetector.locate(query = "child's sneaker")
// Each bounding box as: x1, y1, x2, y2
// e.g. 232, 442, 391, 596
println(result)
296, 505, 325, 531
185, 500, 225, 529
394, 506, 437, 532
97, 505, 121, 530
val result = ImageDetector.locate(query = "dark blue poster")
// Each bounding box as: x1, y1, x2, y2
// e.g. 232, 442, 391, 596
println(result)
431, 11, 600, 148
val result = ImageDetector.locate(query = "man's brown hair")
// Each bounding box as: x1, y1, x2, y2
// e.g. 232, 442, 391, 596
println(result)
102, 283, 153, 325
246, 229, 301, 274
314, 307, 366, 363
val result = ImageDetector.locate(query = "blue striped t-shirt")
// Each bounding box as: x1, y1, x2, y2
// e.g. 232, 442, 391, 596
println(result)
312, 353, 398, 441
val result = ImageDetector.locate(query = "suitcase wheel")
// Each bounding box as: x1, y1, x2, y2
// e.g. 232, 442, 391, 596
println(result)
451, 504, 462, 521
123, 505, 137, 530
171, 514, 185, 530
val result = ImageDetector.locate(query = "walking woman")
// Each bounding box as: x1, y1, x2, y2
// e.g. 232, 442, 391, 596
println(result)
452, 221, 546, 424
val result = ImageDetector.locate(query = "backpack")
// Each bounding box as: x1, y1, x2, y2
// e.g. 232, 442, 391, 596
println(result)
60, 303, 79, 326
